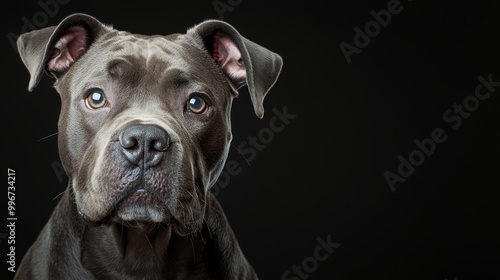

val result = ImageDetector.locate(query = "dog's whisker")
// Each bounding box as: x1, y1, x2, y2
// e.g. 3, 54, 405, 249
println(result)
120, 221, 125, 243
207, 202, 225, 218
52, 189, 68, 201
37, 132, 59, 142
186, 188, 197, 200
180, 190, 195, 224
230, 144, 251, 167
159, 223, 169, 232
189, 234, 197, 258
143, 232, 155, 254
181, 200, 193, 223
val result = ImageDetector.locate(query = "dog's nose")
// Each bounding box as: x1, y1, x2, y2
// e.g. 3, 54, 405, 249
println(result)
118, 124, 170, 167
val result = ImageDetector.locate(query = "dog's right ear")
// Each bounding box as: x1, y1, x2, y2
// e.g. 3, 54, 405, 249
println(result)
17, 13, 111, 92
188, 20, 282, 119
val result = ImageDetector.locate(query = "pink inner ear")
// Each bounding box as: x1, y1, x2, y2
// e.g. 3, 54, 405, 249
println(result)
212, 32, 246, 82
47, 25, 88, 73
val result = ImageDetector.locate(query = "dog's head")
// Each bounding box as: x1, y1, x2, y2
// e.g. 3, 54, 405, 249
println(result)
17, 13, 282, 235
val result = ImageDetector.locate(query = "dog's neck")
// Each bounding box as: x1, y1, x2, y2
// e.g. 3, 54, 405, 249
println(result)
27, 187, 255, 279
59, 191, 242, 279
80, 220, 209, 278
48, 187, 251, 279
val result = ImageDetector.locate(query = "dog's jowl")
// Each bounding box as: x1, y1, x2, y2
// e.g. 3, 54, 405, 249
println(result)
15, 13, 282, 280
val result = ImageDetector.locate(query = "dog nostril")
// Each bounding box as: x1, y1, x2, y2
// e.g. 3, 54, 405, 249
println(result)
119, 135, 139, 150
151, 139, 169, 152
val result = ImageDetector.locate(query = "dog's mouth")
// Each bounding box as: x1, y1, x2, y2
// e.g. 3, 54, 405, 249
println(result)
113, 188, 168, 223
78, 187, 168, 225
78, 184, 204, 236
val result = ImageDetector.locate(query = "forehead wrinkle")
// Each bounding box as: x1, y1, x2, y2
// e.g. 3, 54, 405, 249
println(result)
107, 37, 191, 80
98, 32, 188, 64
85, 33, 200, 99
107, 57, 134, 78
161, 67, 192, 88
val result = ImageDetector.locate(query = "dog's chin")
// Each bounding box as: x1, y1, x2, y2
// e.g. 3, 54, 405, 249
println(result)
114, 189, 167, 223
115, 206, 166, 224
96, 189, 201, 236
110, 211, 199, 237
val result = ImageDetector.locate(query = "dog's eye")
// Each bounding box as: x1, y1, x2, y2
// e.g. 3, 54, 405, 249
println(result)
187, 95, 208, 114
85, 90, 107, 109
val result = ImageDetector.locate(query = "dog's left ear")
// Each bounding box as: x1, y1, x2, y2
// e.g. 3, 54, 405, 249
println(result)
188, 20, 283, 118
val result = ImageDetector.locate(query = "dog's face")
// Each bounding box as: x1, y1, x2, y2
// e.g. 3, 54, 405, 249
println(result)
57, 29, 234, 233
17, 14, 282, 234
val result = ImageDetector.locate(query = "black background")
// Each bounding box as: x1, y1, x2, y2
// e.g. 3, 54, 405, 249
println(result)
2, 0, 499, 279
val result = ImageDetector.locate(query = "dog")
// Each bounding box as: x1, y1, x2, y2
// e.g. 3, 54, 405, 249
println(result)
15, 13, 282, 279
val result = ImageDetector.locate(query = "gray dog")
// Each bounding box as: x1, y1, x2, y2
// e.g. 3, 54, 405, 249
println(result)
15, 13, 282, 279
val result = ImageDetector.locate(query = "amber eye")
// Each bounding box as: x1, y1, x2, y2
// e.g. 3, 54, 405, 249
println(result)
187, 95, 208, 114
85, 90, 107, 109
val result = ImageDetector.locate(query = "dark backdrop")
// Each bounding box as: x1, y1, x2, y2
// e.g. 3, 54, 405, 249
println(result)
2, 1, 499, 279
